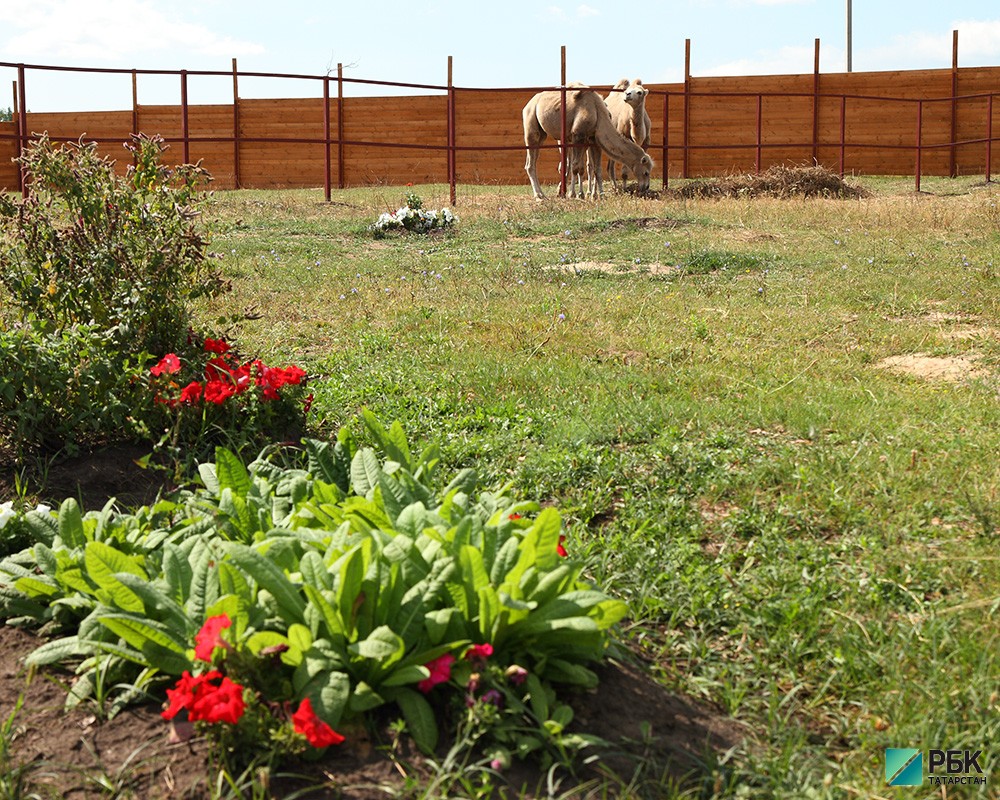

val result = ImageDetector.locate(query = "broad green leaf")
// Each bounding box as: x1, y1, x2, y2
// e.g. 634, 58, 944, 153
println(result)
380, 664, 430, 688
348, 681, 385, 713
113, 573, 189, 631
303, 584, 346, 640
478, 585, 500, 640
525, 507, 563, 569
198, 462, 219, 494
525, 673, 549, 722
288, 622, 314, 655
56, 498, 86, 548
393, 687, 439, 754
348, 625, 404, 664
306, 438, 352, 492
24, 635, 90, 666
299, 669, 350, 726
214, 447, 252, 495
13, 574, 59, 599
162, 543, 192, 604
84, 542, 147, 613
225, 543, 306, 622
443, 468, 477, 497
350, 448, 382, 497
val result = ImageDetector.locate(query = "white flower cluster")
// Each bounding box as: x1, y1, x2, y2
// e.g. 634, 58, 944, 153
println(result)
371, 205, 457, 236
0, 499, 52, 529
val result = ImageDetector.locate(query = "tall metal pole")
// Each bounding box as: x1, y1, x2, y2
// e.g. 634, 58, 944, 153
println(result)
559, 45, 567, 197
846, 0, 853, 73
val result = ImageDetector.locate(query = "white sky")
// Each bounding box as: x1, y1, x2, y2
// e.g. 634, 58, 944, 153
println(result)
2, 1, 1000, 111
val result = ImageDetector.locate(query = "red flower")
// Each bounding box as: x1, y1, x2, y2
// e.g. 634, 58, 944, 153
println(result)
161, 670, 245, 725
203, 337, 231, 354
292, 697, 346, 748
204, 379, 236, 405
194, 614, 231, 663
508, 513, 522, 521
281, 365, 306, 385
205, 356, 232, 382
303, 393, 314, 414
231, 362, 253, 393
556, 535, 568, 558
179, 381, 202, 404
150, 353, 181, 376
464, 643, 493, 662
189, 673, 246, 724
417, 653, 455, 693
161, 670, 199, 720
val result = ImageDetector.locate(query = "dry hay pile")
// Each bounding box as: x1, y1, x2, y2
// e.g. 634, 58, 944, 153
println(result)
671, 164, 869, 199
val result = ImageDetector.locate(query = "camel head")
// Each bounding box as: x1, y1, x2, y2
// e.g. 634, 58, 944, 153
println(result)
622, 79, 648, 108
632, 153, 654, 193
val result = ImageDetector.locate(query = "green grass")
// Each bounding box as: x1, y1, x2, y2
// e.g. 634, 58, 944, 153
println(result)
193, 178, 1000, 796
8, 175, 999, 797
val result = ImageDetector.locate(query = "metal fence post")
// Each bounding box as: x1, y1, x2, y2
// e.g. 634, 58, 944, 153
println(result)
323, 74, 331, 202
915, 100, 923, 192
180, 69, 190, 164
559, 45, 567, 197
337, 64, 345, 189
17, 63, 27, 198
986, 94, 993, 184
232, 58, 241, 189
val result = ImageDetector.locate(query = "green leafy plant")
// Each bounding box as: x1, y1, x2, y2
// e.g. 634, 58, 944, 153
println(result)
0, 133, 227, 355
0, 413, 626, 770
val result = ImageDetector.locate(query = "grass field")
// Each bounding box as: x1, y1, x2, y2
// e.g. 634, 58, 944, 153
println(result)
3, 171, 997, 799
183, 176, 999, 798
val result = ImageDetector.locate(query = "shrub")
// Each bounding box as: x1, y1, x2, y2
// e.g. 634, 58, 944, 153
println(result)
0, 319, 148, 456
0, 133, 227, 356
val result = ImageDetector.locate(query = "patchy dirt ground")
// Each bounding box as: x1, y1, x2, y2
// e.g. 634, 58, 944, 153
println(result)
1, 448, 745, 799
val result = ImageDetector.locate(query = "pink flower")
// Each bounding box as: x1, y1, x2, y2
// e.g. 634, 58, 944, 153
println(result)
417, 653, 455, 693
193, 614, 231, 662
150, 353, 181, 377
464, 643, 493, 663
292, 698, 346, 748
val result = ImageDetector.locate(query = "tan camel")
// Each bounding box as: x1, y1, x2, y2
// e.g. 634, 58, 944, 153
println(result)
604, 78, 651, 190
522, 84, 653, 200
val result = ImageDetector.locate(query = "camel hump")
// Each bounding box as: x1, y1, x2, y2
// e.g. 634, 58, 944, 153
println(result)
613, 78, 629, 90
632, 78, 644, 86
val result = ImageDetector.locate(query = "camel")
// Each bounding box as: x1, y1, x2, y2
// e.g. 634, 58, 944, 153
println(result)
604, 78, 651, 190
522, 84, 653, 200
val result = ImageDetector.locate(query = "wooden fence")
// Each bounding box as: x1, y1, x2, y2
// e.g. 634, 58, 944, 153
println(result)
4, 56, 1000, 196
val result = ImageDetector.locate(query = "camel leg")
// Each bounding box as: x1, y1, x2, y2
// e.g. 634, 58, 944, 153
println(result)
588, 143, 603, 198
524, 135, 547, 200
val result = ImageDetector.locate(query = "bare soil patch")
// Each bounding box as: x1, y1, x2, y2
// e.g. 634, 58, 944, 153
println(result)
547, 260, 679, 276
876, 353, 987, 382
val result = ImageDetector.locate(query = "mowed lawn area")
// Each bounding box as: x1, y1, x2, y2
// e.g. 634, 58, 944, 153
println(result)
197, 176, 998, 796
